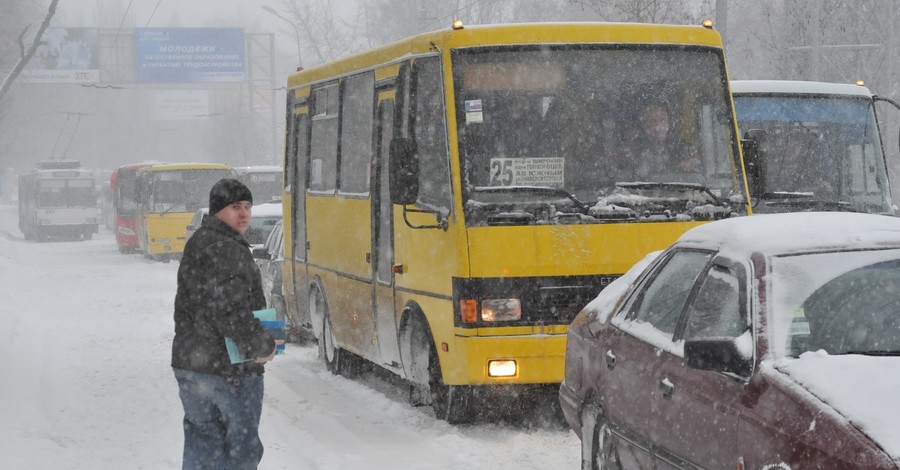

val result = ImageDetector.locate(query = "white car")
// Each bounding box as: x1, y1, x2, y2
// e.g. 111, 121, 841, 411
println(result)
185, 202, 282, 248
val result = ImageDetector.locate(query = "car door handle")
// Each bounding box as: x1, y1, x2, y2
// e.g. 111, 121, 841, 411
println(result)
605, 350, 616, 370
659, 378, 674, 399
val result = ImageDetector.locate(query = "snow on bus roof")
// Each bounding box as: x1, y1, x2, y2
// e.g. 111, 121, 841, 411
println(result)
676, 212, 900, 257
731, 80, 873, 97
234, 165, 283, 174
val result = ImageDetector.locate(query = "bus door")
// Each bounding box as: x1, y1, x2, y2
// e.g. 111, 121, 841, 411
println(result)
373, 92, 401, 368
287, 98, 312, 331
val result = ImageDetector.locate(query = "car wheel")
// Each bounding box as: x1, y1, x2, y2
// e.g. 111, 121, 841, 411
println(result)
581, 402, 620, 470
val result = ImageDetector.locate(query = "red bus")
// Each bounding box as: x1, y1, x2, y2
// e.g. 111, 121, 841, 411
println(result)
110, 162, 160, 253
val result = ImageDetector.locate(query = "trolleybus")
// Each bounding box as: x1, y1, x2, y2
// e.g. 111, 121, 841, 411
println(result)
18, 160, 99, 241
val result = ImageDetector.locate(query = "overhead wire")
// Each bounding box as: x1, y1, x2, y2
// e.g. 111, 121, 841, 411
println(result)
145, 0, 164, 28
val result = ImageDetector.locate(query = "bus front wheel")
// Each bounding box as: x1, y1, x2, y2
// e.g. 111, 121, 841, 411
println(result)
422, 331, 475, 423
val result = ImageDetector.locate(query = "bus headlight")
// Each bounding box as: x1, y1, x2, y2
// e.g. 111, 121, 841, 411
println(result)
481, 298, 522, 322
488, 360, 517, 377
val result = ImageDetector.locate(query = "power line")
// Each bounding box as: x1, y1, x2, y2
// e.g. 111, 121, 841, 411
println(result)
145, 0, 164, 28
111, 0, 135, 49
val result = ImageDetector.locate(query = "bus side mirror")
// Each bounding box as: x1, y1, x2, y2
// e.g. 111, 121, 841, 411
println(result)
389, 137, 419, 205
741, 129, 766, 198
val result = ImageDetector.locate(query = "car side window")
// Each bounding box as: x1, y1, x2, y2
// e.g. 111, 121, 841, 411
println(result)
630, 250, 712, 336
683, 264, 746, 340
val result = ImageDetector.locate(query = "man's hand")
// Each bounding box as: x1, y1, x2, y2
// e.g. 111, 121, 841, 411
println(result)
254, 340, 286, 363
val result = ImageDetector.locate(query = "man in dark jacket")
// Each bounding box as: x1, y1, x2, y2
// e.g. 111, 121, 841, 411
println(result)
172, 178, 281, 470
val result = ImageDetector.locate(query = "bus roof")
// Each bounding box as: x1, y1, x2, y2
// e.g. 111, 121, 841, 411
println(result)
731, 80, 873, 98
140, 162, 233, 172
233, 165, 283, 174
288, 22, 723, 89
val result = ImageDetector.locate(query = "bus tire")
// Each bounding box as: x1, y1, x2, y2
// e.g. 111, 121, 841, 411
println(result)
403, 312, 433, 407
430, 360, 475, 424
313, 287, 342, 375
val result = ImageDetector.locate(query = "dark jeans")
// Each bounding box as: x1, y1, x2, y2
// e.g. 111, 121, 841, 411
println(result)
173, 368, 264, 470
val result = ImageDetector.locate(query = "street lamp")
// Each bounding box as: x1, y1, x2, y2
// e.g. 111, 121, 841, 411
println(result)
262, 5, 303, 69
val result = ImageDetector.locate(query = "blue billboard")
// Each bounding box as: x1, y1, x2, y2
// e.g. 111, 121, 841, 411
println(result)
136, 28, 245, 83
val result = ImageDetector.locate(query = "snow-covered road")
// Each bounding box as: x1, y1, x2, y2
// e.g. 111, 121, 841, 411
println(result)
0, 204, 579, 469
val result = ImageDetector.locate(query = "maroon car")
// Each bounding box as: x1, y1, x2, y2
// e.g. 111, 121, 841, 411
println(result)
560, 212, 900, 469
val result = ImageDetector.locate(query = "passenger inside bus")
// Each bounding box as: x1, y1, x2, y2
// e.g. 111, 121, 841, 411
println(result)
625, 100, 703, 183
764, 128, 836, 197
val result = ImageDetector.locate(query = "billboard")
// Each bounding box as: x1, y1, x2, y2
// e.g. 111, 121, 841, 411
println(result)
20, 28, 100, 83
136, 28, 246, 83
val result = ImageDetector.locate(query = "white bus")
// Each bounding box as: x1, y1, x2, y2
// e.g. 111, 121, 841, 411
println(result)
733, 80, 899, 214
18, 161, 99, 241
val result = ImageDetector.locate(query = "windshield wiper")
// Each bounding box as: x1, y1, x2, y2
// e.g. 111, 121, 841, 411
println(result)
843, 350, 900, 356
159, 203, 180, 215
615, 181, 723, 205
760, 198, 861, 212
470, 186, 589, 212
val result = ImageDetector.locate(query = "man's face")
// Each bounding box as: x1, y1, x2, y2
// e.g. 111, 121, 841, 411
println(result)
642, 105, 670, 143
215, 201, 252, 234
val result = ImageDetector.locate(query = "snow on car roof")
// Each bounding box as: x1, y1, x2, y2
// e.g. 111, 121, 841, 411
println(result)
252, 202, 283, 218
731, 80, 873, 97
676, 212, 900, 256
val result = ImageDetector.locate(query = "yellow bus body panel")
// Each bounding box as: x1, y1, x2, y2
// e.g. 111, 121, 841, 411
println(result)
466, 221, 704, 278
145, 212, 193, 255
288, 23, 722, 89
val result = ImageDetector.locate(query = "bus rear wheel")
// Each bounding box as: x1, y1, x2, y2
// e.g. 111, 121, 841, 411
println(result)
320, 307, 340, 374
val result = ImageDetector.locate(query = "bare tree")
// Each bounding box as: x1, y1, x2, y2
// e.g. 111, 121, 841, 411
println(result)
0, 0, 58, 106
566, 0, 703, 23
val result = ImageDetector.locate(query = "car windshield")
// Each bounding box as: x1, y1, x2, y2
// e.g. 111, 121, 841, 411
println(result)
734, 95, 891, 214
453, 45, 745, 226
769, 248, 900, 358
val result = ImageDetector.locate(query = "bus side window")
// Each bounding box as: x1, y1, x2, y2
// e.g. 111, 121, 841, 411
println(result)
309, 83, 340, 193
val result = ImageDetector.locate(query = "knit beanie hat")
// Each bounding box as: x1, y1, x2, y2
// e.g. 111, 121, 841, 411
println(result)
209, 178, 253, 215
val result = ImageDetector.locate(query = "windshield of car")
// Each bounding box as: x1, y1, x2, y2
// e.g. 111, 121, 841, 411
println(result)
734, 95, 891, 214
769, 248, 900, 358
453, 45, 744, 226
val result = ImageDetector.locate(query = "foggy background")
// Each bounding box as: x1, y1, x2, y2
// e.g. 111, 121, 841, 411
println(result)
3, 0, 900, 202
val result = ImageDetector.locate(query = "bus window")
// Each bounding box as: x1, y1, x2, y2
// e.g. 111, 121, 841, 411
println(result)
339, 72, 375, 195
309, 83, 339, 193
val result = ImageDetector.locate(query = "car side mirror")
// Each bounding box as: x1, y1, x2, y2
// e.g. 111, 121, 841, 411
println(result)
741, 129, 766, 198
684, 336, 752, 377
251, 246, 270, 260
389, 137, 419, 205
